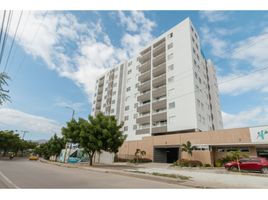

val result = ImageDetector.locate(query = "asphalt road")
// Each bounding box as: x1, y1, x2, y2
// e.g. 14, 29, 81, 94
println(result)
0, 158, 186, 188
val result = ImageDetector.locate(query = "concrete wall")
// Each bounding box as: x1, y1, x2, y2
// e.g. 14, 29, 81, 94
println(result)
118, 127, 253, 164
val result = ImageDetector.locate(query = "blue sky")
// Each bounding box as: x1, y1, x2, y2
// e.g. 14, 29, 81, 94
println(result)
1, 11, 268, 140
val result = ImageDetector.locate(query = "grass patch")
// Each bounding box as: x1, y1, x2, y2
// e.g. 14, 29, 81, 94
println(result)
131, 170, 147, 174
152, 172, 190, 180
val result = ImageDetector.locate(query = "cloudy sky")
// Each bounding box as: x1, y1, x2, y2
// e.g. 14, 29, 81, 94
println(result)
0, 11, 268, 140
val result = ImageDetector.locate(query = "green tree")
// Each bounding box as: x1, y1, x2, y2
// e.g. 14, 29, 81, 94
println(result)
134, 149, 146, 163
62, 112, 126, 166
0, 130, 20, 156
227, 150, 249, 172
181, 141, 194, 160
0, 72, 11, 105
48, 134, 65, 159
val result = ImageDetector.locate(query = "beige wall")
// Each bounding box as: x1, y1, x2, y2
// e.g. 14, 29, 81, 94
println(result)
118, 127, 255, 164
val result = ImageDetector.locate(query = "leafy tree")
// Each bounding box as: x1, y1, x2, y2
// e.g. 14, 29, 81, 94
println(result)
61, 119, 81, 144
134, 149, 146, 163
0, 130, 21, 156
48, 134, 65, 159
62, 112, 126, 166
0, 72, 11, 105
227, 150, 249, 172
181, 141, 194, 160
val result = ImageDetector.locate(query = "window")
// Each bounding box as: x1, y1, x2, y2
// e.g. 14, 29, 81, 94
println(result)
240, 148, 250, 153
133, 114, 138, 119
168, 53, 173, 60
124, 116, 129, 121
128, 69, 132, 74
125, 96, 130, 101
127, 78, 131, 82
199, 77, 202, 84
194, 72, 197, 79
133, 125, 137, 130
201, 103, 204, 110
113, 91, 116, 96
125, 106, 129, 111
197, 99, 201, 107
169, 102, 175, 109
112, 100, 115, 104
111, 109, 114, 113
168, 88, 175, 96
128, 61, 132, 66
191, 26, 194, 32
167, 43, 173, 49
126, 87, 131, 92
198, 114, 201, 122
193, 59, 197, 66
168, 32, 173, 38
169, 115, 176, 125
124, 126, 128, 131
193, 48, 196, 55
135, 83, 139, 88
168, 76, 174, 83
134, 103, 138, 108
192, 36, 195, 43
217, 148, 225, 153
168, 64, 174, 71
136, 65, 140, 70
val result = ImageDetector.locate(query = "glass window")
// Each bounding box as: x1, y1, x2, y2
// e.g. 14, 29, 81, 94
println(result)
124, 116, 129, 121
168, 76, 174, 83
217, 148, 225, 152
124, 126, 128, 131
168, 64, 174, 71
126, 87, 131, 92
125, 106, 129, 111
168, 53, 173, 60
128, 69, 132, 74
167, 43, 173, 49
133, 125, 137, 130
169, 102, 175, 109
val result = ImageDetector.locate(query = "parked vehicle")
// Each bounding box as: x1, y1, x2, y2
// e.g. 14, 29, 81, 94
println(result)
224, 157, 268, 174
29, 154, 39, 161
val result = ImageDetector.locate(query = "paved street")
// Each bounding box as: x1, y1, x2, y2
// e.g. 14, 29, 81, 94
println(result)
0, 158, 187, 188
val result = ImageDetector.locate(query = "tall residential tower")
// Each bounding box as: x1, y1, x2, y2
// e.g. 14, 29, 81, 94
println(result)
91, 18, 223, 141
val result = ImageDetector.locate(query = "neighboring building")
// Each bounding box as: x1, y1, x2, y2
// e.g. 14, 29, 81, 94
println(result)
118, 125, 268, 165
91, 17, 268, 165
92, 17, 223, 141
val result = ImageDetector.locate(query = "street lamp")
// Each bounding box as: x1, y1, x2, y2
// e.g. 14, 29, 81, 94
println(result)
63, 106, 75, 163
65, 106, 75, 119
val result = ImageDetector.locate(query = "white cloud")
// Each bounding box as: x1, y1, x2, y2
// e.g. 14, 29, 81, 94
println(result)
0, 108, 62, 136
7, 11, 156, 99
199, 11, 229, 23
218, 28, 268, 95
54, 97, 85, 112
222, 107, 268, 128
200, 26, 228, 58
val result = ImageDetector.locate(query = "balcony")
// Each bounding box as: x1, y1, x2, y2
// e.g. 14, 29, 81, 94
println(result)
152, 86, 166, 98
152, 73, 166, 88
153, 62, 166, 77
137, 90, 150, 102
152, 126, 167, 135
138, 80, 151, 92
137, 103, 150, 113
138, 70, 151, 83
139, 60, 151, 73
152, 111, 167, 122
153, 53, 166, 68
136, 114, 150, 124
136, 128, 150, 135
139, 50, 151, 64
153, 42, 166, 57
152, 99, 166, 110
140, 47, 151, 56
153, 38, 165, 49
97, 94, 102, 101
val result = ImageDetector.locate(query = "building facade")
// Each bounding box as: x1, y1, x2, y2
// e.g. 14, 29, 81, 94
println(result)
91, 18, 223, 141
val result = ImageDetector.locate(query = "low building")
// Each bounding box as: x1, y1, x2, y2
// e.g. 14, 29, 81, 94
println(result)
118, 125, 268, 165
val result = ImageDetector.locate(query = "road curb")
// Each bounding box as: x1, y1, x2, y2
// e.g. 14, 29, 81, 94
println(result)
39, 159, 211, 188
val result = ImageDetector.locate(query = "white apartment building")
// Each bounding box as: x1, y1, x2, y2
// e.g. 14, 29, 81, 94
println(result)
91, 18, 223, 141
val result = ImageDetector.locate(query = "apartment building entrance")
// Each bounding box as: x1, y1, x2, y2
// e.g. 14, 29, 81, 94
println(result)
153, 145, 180, 163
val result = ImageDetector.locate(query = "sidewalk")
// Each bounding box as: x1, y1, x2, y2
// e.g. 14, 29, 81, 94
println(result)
40, 160, 268, 188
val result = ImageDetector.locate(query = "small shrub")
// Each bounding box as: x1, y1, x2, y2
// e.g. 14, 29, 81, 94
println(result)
204, 163, 211, 167
175, 159, 203, 167
215, 159, 223, 167
129, 158, 152, 163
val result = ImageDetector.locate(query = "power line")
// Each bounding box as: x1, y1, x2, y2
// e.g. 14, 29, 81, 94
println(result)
0, 11, 13, 65
13, 11, 48, 81
3, 11, 23, 72
0, 11, 6, 46
7, 11, 31, 74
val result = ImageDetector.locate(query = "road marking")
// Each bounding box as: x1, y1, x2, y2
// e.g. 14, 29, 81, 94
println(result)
0, 171, 20, 189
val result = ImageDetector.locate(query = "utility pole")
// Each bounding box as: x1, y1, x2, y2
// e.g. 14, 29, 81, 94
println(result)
63, 106, 75, 163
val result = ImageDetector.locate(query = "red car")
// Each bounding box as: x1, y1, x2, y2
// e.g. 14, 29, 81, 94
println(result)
224, 157, 268, 174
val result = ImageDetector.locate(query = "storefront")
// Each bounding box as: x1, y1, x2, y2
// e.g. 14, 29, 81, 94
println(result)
118, 126, 268, 165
